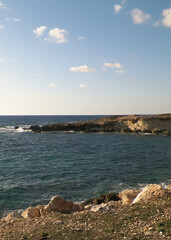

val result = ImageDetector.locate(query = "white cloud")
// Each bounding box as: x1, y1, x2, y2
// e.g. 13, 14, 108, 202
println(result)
6, 17, 21, 22
103, 62, 122, 69
115, 70, 124, 74
78, 36, 85, 41
13, 18, 21, 22
49, 83, 57, 88
131, 8, 151, 24
33, 26, 47, 37
0, 58, 4, 62
0, 1, 6, 9
80, 84, 86, 88
45, 27, 68, 43
162, 8, 171, 28
114, 5, 123, 13
0, 24, 5, 29
70, 65, 96, 73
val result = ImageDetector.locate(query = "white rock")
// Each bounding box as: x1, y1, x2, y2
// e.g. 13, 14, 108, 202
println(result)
132, 184, 166, 204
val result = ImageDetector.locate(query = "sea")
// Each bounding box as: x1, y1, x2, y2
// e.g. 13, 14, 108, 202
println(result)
0, 115, 171, 218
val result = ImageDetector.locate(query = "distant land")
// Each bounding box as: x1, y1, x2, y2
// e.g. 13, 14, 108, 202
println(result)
29, 114, 171, 135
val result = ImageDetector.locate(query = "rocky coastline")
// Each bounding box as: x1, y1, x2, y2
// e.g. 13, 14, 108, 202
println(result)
29, 114, 171, 135
0, 184, 170, 239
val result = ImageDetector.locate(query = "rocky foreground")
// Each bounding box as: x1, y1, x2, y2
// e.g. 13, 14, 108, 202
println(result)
30, 114, 171, 135
1, 184, 171, 240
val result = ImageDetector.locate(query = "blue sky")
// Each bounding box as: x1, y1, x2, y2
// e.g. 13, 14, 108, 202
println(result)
0, 0, 171, 115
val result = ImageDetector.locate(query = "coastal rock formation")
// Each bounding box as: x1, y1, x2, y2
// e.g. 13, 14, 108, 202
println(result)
90, 201, 116, 212
82, 192, 120, 207
22, 207, 40, 218
2, 184, 171, 223
132, 184, 168, 204
119, 189, 141, 205
29, 114, 171, 135
44, 195, 82, 214
3, 212, 22, 222
21, 196, 82, 219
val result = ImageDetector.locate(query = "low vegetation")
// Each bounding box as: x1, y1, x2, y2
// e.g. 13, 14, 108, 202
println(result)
0, 197, 170, 240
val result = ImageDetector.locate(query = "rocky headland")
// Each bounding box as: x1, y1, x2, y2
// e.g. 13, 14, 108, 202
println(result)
29, 114, 171, 135
1, 184, 170, 239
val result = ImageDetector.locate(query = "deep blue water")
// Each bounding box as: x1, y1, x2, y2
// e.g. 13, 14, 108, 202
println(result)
0, 115, 171, 217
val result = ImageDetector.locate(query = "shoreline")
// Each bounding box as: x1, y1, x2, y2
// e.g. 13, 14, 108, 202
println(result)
2, 183, 171, 219
0, 184, 170, 239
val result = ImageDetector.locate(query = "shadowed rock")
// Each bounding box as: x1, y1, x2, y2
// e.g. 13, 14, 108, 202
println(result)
82, 192, 121, 207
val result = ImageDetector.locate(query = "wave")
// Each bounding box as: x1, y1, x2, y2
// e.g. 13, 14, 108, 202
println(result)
0, 125, 31, 133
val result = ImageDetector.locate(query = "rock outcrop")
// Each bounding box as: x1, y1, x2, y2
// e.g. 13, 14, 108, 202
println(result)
132, 184, 168, 204
2, 184, 171, 221
119, 189, 141, 205
43, 195, 82, 214
22, 207, 40, 218
82, 192, 120, 207
29, 114, 171, 135
21, 196, 82, 219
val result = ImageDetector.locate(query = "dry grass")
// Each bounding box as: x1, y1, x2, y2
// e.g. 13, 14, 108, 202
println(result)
0, 197, 170, 240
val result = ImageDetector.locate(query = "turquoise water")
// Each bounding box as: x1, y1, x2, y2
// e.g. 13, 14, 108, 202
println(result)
0, 116, 171, 217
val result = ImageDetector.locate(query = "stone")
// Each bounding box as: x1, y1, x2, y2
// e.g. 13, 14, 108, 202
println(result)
22, 207, 40, 218
82, 192, 120, 206
90, 201, 115, 212
83, 204, 94, 211
35, 205, 46, 217
44, 196, 82, 214
30, 125, 41, 132
4, 212, 22, 222
166, 184, 171, 193
132, 184, 166, 204
119, 189, 141, 205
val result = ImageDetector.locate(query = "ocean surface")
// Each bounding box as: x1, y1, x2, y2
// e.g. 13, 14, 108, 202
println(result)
0, 115, 171, 218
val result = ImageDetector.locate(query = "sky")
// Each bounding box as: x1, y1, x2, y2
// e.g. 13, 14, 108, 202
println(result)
0, 0, 171, 115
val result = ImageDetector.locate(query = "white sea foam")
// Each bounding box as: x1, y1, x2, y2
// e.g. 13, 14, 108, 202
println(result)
16, 127, 25, 133
15, 127, 31, 133
0, 125, 31, 133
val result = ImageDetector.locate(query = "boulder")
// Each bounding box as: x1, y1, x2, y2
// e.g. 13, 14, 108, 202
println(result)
44, 196, 82, 214
132, 184, 166, 204
119, 189, 141, 205
82, 192, 120, 206
22, 207, 40, 218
